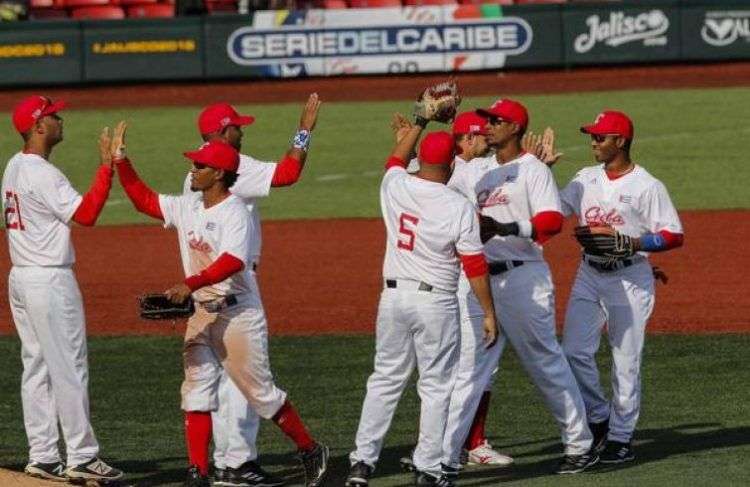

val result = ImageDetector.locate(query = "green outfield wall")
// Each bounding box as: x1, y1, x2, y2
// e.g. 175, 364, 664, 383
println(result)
0, 0, 748, 86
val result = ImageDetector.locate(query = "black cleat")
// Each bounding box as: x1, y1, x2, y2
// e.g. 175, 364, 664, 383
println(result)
345, 461, 373, 487
298, 443, 329, 487
589, 419, 610, 453
185, 465, 210, 487
556, 450, 599, 474
399, 454, 415, 473
223, 461, 285, 487
24, 461, 67, 482
214, 467, 227, 486
65, 457, 124, 483
600, 441, 635, 464
415, 470, 455, 487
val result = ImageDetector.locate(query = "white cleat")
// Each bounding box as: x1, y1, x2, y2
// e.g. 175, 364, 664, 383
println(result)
466, 440, 514, 467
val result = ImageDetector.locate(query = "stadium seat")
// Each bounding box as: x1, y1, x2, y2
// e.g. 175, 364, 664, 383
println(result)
65, 0, 114, 7
127, 3, 174, 16
314, 0, 348, 8
403, 0, 457, 5
120, 0, 157, 5
30, 0, 65, 8
29, 8, 70, 18
458, 0, 513, 4
204, 0, 237, 13
348, 0, 401, 7
71, 5, 126, 18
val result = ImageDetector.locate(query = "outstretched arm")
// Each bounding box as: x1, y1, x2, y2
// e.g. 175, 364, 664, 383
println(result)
270, 93, 321, 187
71, 127, 116, 226
110, 122, 164, 220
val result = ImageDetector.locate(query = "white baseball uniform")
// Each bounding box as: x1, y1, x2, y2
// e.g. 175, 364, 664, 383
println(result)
350, 159, 484, 477
182, 154, 276, 469
2, 152, 100, 466
445, 152, 593, 463
560, 164, 682, 443
157, 192, 287, 421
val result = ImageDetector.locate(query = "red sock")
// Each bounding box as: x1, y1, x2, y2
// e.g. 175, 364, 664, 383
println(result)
465, 391, 491, 451
184, 411, 212, 476
272, 400, 316, 452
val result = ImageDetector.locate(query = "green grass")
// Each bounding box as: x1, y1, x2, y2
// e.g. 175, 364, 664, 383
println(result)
0, 335, 748, 486
1, 86, 749, 225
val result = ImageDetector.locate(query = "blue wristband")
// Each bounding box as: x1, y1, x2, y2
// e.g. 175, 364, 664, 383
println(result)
292, 129, 311, 152
640, 233, 665, 252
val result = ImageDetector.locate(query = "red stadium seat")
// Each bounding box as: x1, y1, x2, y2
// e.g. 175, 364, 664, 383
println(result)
29, 8, 70, 18
314, 0, 348, 8
127, 3, 174, 17
120, 0, 157, 5
65, 0, 114, 7
30, 0, 65, 8
71, 5, 126, 18
348, 0, 401, 7
204, 0, 237, 13
403, 0, 456, 5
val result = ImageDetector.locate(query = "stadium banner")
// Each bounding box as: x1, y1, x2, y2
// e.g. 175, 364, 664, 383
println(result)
82, 18, 203, 82
681, 6, 750, 60
205, 5, 561, 78
562, 2, 681, 65
0, 21, 82, 86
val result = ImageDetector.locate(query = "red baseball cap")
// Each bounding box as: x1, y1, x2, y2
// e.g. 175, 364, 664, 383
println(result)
418, 131, 455, 166
476, 98, 528, 129
12, 95, 67, 134
198, 103, 255, 135
581, 110, 634, 139
452, 112, 489, 136
184, 140, 240, 172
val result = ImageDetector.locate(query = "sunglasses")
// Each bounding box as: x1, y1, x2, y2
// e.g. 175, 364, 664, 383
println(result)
590, 134, 618, 143
487, 116, 507, 125
192, 162, 209, 170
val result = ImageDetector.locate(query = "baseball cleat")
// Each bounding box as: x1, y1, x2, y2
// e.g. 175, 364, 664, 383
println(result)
555, 450, 599, 474
213, 467, 227, 486
24, 461, 67, 482
184, 465, 210, 487
222, 461, 285, 487
589, 419, 610, 453
600, 441, 635, 464
399, 454, 415, 473
414, 470, 454, 487
65, 458, 124, 483
345, 461, 373, 487
298, 442, 329, 487
466, 440, 514, 467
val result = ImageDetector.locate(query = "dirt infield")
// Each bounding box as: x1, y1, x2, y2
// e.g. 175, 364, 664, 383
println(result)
1, 62, 750, 110
0, 210, 747, 337
0, 468, 61, 486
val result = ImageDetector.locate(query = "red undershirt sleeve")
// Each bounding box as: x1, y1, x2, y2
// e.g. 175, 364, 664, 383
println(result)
385, 156, 406, 171
184, 253, 245, 291
530, 211, 564, 244
460, 253, 488, 278
658, 230, 684, 250
270, 156, 302, 187
114, 158, 163, 220
72, 164, 113, 226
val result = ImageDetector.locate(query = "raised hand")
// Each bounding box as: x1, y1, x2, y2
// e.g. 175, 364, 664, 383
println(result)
110, 121, 127, 160
539, 127, 563, 167
522, 131, 543, 159
99, 127, 112, 167
299, 93, 321, 131
391, 113, 414, 143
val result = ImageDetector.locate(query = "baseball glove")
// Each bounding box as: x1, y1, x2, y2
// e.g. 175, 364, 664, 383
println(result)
413, 80, 461, 125
574, 225, 636, 259
138, 293, 194, 320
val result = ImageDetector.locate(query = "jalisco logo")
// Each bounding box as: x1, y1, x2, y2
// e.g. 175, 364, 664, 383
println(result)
574, 10, 669, 53
227, 18, 532, 66
701, 11, 750, 47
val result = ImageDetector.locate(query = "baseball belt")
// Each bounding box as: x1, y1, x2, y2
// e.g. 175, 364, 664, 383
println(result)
385, 279, 453, 294
583, 255, 636, 272
198, 294, 239, 313
488, 260, 525, 275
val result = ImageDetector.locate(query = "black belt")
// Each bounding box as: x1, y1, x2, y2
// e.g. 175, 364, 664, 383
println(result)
488, 260, 524, 275
200, 294, 238, 313
386, 279, 434, 292
583, 255, 635, 272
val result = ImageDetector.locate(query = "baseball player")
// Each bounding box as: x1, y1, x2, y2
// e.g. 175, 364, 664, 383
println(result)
346, 117, 497, 487
184, 97, 319, 487
559, 110, 684, 463
399, 111, 512, 471
1, 96, 123, 483
112, 130, 329, 487
446, 98, 598, 475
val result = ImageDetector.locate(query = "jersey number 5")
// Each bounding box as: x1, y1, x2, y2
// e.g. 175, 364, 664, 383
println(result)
4, 191, 25, 231
397, 213, 419, 251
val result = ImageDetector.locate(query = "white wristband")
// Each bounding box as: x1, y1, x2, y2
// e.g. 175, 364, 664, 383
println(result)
517, 220, 533, 238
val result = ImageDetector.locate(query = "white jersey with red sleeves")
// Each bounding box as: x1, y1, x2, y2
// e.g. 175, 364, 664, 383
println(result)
159, 193, 254, 301
448, 152, 561, 262
2, 152, 82, 266
380, 166, 483, 293
560, 164, 683, 256
183, 153, 276, 264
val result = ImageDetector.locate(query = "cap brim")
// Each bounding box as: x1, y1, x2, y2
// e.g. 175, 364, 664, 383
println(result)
580, 124, 606, 135
232, 115, 255, 127
183, 150, 207, 164
42, 100, 67, 116
475, 108, 496, 119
